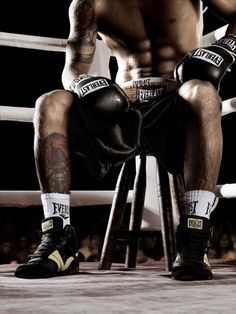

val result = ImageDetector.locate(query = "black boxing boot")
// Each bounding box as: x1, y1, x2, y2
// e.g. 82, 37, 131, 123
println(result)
172, 215, 212, 281
15, 217, 79, 279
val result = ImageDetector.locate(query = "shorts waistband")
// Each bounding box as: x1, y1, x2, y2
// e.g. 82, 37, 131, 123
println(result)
120, 77, 179, 103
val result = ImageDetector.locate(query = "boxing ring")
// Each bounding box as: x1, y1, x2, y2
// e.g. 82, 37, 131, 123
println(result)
1, 23, 236, 231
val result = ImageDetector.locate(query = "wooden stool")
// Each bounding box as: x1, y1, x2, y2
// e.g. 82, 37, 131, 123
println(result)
98, 153, 179, 271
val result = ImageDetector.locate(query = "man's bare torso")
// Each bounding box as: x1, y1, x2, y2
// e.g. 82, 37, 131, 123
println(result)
95, 0, 202, 84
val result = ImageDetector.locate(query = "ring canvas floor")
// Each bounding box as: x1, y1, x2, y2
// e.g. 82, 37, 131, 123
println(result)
0, 259, 235, 314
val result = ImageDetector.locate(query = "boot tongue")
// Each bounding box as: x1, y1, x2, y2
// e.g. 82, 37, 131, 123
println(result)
186, 216, 204, 230
177, 215, 212, 257
41, 217, 64, 234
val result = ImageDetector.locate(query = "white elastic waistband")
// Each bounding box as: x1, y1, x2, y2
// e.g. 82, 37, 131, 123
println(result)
120, 77, 176, 89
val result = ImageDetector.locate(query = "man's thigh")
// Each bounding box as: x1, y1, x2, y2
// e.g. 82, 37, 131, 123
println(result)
141, 93, 187, 175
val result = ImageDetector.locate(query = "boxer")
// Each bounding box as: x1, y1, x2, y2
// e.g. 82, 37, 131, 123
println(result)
15, 0, 236, 280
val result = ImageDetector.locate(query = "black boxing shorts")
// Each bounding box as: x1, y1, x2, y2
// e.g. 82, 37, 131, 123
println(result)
68, 77, 186, 179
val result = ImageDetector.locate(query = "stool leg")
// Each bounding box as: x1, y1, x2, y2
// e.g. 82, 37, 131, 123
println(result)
98, 159, 135, 270
156, 162, 176, 272
172, 173, 185, 217
125, 154, 147, 268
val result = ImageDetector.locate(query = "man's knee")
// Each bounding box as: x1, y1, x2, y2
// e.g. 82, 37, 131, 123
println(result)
34, 90, 74, 126
178, 79, 222, 115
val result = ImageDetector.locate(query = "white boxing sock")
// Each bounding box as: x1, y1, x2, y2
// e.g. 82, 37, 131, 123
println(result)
185, 190, 216, 219
41, 193, 70, 227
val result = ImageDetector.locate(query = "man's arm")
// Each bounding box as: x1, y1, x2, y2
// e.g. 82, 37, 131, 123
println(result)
174, 1, 236, 88
204, 0, 236, 35
62, 0, 97, 89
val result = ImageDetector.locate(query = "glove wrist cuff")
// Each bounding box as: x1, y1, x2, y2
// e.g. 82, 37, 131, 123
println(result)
214, 34, 236, 56
69, 74, 92, 95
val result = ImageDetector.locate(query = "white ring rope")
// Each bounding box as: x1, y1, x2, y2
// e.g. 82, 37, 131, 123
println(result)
1, 97, 235, 123
0, 32, 66, 52
0, 25, 226, 52
215, 184, 236, 199
0, 190, 133, 208
0, 106, 35, 122
220, 98, 236, 116
201, 25, 228, 46
0, 184, 234, 208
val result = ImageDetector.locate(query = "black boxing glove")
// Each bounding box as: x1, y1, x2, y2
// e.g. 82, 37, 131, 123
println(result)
69, 74, 130, 131
174, 34, 236, 89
